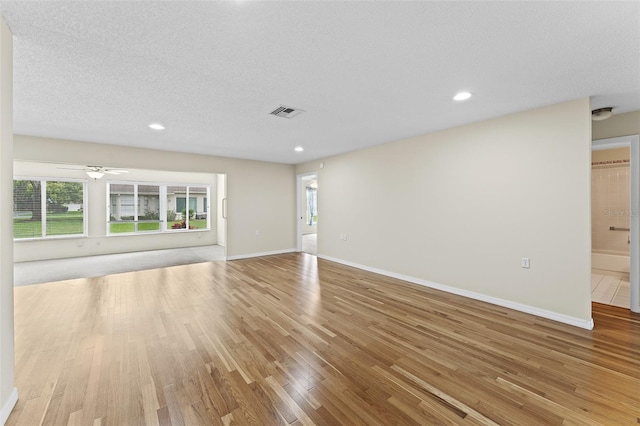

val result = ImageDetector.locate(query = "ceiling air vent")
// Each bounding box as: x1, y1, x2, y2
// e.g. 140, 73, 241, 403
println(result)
269, 105, 304, 119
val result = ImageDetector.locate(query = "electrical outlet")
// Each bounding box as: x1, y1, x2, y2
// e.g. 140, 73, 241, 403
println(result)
521, 257, 530, 269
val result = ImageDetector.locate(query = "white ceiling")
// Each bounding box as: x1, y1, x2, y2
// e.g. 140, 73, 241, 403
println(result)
1, 1, 639, 165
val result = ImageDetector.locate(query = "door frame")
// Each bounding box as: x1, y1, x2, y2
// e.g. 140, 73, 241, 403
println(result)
216, 173, 227, 259
592, 135, 640, 312
296, 172, 318, 253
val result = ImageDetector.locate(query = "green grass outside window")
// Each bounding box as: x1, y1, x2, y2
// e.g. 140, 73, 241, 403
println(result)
14, 211, 84, 239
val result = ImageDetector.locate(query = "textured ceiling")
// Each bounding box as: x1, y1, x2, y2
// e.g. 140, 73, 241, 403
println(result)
1, 1, 639, 164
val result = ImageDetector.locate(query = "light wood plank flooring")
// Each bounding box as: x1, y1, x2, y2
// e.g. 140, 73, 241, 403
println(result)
9, 253, 640, 425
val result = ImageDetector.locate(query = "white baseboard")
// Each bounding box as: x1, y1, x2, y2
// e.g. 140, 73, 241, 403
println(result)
226, 248, 297, 261
1, 387, 18, 426
318, 255, 594, 330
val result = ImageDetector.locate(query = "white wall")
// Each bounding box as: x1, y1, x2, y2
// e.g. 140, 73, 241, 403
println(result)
13, 161, 218, 262
0, 17, 16, 425
14, 135, 296, 259
297, 98, 593, 327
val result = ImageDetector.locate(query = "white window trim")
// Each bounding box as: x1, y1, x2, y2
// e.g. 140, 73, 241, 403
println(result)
13, 176, 88, 241
107, 180, 211, 236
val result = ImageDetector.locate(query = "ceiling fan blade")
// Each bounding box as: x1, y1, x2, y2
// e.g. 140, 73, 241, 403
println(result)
104, 169, 129, 175
56, 166, 86, 171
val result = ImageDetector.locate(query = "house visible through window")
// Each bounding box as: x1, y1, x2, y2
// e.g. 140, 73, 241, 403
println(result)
13, 178, 86, 239
137, 185, 160, 232
167, 185, 208, 230
109, 182, 209, 234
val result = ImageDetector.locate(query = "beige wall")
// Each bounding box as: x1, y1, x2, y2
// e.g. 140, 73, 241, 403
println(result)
14, 135, 297, 259
592, 147, 630, 162
298, 98, 593, 325
592, 111, 640, 140
0, 17, 15, 424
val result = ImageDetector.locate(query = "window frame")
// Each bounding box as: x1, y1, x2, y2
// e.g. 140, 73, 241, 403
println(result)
13, 176, 88, 241
107, 180, 210, 235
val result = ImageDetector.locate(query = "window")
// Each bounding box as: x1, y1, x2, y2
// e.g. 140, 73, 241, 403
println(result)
306, 186, 317, 225
138, 185, 160, 232
167, 185, 209, 230
13, 179, 86, 239
109, 183, 135, 233
176, 195, 186, 213
109, 182, 209, 234
109, 183, 161, 233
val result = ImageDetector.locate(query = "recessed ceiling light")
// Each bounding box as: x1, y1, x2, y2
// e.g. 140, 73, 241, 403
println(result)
294, 146, 304, 152
148, 123, 165, 130
453, 92, 472, 101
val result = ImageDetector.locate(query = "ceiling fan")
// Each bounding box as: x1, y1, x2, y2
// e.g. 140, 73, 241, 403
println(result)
56, 165, 129, 179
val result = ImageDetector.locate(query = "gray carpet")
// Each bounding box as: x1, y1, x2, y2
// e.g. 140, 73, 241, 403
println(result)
14, 245, 226, 286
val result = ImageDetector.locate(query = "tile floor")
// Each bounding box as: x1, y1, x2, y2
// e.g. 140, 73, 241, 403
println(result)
302, 233, 317, 255
592, 273, 630, 308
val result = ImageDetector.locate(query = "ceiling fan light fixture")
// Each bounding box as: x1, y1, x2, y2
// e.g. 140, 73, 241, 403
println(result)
148, 122, 165, 130
592, 107, 613, 121
86, 171, 105, 180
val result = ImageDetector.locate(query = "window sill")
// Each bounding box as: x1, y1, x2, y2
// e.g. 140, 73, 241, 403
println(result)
106, 228, 211, 237
14, 234, 88, 242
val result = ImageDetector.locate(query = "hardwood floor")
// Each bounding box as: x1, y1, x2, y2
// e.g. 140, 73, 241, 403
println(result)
8, 253, 640, 425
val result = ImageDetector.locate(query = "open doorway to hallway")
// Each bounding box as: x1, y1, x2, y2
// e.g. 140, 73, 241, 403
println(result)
298, 173, 317, 255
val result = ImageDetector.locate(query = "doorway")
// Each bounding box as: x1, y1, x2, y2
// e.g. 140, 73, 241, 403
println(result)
216, 173, 227, 258
592, 135, 640, 312
297, 173, 317, 255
